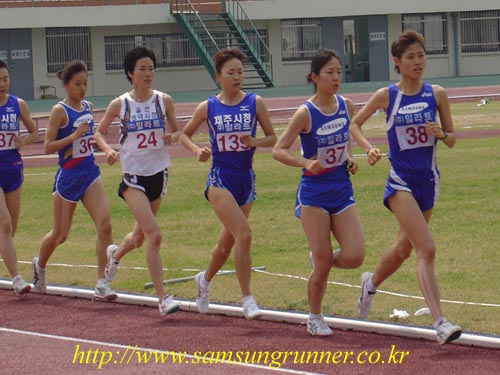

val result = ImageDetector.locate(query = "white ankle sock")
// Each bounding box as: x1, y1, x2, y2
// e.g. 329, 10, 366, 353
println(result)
242, 295, 255, 305
309, 313, 322, 320
433, 317, 446, 329
200, 273, 209, 288
367, 275, 376, 292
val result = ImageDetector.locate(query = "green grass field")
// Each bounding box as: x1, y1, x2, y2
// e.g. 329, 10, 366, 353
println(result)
3, 102, 499, 335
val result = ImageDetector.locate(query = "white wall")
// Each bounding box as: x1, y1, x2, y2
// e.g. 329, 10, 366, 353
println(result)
242, 0, 500, 19
31, 23, 216, 97
4, 1, 498, 29
3, 2, 500, 96
0, 4, 173, 29
461, 54, 500, 76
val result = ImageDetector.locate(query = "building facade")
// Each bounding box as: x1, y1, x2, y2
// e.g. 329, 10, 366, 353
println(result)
1, 0, 499, 99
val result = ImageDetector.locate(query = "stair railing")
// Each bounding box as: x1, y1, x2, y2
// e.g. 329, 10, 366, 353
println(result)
223, 0, 272, 81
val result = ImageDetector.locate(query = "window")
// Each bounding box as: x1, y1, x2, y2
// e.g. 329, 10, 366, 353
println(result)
461, 10, 500, 53
281, 18, 322, 61
343, 19, 356, 55
220, 29, 269, 63
166, 35, 200, 67
46, 27, 92, 73
104, 33, 201, 70
401, 13, 448, 55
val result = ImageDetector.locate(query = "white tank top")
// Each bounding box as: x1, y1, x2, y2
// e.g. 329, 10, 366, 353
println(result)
118, 90, 171, 175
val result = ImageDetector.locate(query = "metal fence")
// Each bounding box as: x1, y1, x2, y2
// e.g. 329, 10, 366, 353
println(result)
46, 27, 92, 73
461, 10, 500, 53
402, 13, 448, 55
281, 18, 322, 62
104, 29, 268, 70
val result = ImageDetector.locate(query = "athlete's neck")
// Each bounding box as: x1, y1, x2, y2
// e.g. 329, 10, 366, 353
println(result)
397, 79, 423, 96
217, 91, 245, 106
130, 88, 153, 103
63, 97, 83, 110
0, 93, 8, 107
310, 91, 338, 114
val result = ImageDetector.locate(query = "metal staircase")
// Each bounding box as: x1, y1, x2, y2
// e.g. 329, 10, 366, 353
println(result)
170, 0, 273, 89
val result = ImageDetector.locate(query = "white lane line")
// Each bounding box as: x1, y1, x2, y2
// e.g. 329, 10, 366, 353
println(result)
0, 327, 326, 375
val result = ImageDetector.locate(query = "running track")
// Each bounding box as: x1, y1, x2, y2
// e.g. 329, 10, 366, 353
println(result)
2, 86, 499, 375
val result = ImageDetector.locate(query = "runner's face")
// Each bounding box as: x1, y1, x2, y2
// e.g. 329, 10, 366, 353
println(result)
0, 68, 10, 97
129, 57, 155, 89
217, 58, 244, 94
313, 57, 342, 95
395, 42, 426, 79
65, 71, 88, 102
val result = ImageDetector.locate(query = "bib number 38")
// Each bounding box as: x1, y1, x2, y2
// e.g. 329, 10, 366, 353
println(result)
396, 124, 434, 150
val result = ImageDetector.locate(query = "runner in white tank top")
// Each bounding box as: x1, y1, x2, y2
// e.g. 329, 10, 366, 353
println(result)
94, 46, 181, 316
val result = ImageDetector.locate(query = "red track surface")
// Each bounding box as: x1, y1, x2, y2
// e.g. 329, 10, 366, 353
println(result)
2, 86, 499, 374
1, 289, 499, 375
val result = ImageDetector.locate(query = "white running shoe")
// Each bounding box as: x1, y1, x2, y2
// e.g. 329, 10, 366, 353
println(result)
242, 296, 262, 320
307, 314, 333, 336
436, 319, 462, 345
94, 280, 118, 301
194, 271, 210, 314
12, 275, 32, 295
357, 271, 376, 319
159, 295, 180, 316
105, 244, 119, 282
32, 257, 46, 293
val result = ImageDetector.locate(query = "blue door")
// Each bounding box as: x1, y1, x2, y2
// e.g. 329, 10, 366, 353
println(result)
0, 29, 34, 100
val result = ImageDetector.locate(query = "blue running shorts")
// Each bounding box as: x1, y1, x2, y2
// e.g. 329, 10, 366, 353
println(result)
0, 167, 23, 193
295, 177, 355, 218
53, 163, 101, 203
383, 169, 439, 212
205, 166, 256, 207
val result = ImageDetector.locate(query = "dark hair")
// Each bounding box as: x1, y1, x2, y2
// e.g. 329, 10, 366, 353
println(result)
213, 47, 245, 75
124, 46, 157, 83
307, 48, 342, 89
0, 59, 9, 72
391, 30, 426, 73
57, 60, 87, 84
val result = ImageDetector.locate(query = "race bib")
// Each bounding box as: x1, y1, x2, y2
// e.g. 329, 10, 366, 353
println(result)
72, 134, 94, 158
0, 131, 18, 150
128, 128, 164, 150
396, 124, 434, 151
316, 142, 348, 168
216, 131, 251, 152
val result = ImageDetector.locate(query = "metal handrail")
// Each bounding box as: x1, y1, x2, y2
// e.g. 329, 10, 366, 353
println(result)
170, 0, 220, 56
223, 0, 272, 80
171, 1, 272, 83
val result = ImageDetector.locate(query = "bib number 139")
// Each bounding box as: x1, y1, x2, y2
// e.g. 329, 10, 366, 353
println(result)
216, 132, 250, 152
